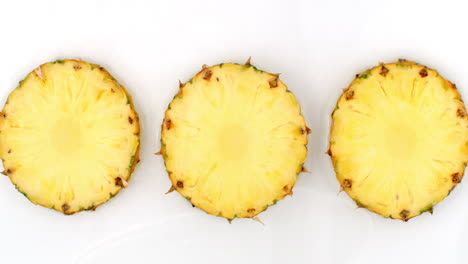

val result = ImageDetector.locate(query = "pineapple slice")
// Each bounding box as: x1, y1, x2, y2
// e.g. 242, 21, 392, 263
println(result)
329, 60, 468, 221
160, 62, 309, 220
0, 59, 140, 214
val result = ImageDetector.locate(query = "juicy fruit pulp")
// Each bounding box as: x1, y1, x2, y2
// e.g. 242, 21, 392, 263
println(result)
0, 59, 140, 214
330, 60, 468, 221
161, 63, 309, 220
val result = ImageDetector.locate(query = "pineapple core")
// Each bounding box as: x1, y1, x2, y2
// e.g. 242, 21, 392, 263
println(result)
217, 124, 250, 161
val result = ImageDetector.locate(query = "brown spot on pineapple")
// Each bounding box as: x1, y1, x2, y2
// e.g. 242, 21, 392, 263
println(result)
99, 66, 105, 71
396, 195, 399, 200
176, 180, 184, 188
115, 177, 128, 188
115, 177, 123, 187
400, 209, 409, 221
345, 90, 355, 100
216, 77, 219, 82
2, 113, 7, 118
419, 68, 428, 78
73, 64, 82, 71
342, 179, 352, 189
300, 127, 311, 135
269, 75, 279, 88
111, 88, 115, 93
452, 172, 461, 183
428, 208, 433, 214
165, 119, 173, 130
203, 70, 213, 80
7, 149, 11, 154
247, 208, 256, 213
355, 74, 359, 78
62, 203, 70, 213
451, 83, 457, 90
283, 185, 289, 192
326, 149, 331, 156
398, 59, 406, 63
128, 116, 133, 124
301, 166, 310, 173
228, 219, 233, 224
457, 108, 465, 118
379, 65, 389, 77
6, 169, 12, 174
179, 80, 184, 89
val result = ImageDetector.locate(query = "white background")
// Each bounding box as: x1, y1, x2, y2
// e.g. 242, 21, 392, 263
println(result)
0, 0, 467, 263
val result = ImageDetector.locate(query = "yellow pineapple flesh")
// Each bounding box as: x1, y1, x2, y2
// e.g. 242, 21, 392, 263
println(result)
0, 59, 140, 214
330, 60, 468, 221
161, 62, 309, 220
